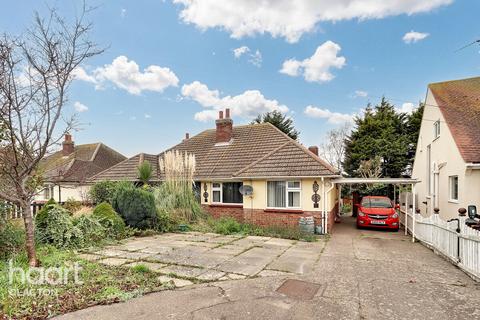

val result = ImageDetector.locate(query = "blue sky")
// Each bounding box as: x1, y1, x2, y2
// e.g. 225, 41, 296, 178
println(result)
1, 1, 479, 157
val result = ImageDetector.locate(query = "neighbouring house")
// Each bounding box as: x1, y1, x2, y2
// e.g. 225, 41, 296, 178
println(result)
34, 134, 126, 203
412, 77, 480, 220
91, 109, 341, 232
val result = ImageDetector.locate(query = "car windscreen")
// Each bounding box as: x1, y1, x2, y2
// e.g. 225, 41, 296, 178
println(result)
361, 198, 393, 208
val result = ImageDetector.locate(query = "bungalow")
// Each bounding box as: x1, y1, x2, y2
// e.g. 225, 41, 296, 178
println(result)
35, 134, 126, 203
412, 77, 480, 220
91, 109, 341, 232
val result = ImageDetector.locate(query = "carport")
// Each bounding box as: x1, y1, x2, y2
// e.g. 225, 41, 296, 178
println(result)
331, 178, 421, 241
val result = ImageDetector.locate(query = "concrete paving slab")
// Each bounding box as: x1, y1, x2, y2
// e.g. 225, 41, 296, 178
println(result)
157, 276, 193, 288
98, 257, 131, 266
159, 265, 205, 278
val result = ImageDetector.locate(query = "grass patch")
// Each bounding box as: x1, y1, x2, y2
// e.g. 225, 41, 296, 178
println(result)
0, 246, 167, 319
131, 264, 151, 274
191, 217, 318, 242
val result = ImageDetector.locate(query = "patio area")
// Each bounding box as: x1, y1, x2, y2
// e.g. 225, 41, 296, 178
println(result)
80, 232, 327, 286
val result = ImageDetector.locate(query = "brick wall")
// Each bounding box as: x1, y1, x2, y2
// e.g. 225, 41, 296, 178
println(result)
202, 204, 244, 222
202, 203, 339, 233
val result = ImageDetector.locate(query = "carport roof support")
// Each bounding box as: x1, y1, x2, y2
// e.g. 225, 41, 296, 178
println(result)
332, 178, 420, 185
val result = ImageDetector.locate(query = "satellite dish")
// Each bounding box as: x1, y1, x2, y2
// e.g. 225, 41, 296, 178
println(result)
239, 185, 253, 196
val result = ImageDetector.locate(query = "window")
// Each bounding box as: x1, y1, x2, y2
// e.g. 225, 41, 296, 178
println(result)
211, 182, 243, 204
43, 186, 50, 199
449, 176, 459, 201
267, 181, 301, 208
433, 120, 440, 139
212, 183, 221, 203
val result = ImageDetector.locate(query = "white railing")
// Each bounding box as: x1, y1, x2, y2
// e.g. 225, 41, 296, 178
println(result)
399, 192, 480, 281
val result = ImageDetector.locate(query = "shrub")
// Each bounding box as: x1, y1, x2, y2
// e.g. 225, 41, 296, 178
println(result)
112, 183, 157, 229
92, 202, 126, 239
73, 215, 106, 246
0, 217, 25, 260
63, 197, 82, 213
35, 204, 81, 248
212, 217, 242, 235
89, 181, 118, 205
34, 199, 58, 227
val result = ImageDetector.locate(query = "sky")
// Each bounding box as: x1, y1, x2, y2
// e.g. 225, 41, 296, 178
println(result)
1, 0, 479, 157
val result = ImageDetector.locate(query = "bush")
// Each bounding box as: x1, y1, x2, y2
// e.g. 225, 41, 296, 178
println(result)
35, 204, 81, 248
73, 215, 106, 246
0, 217, 25, 260
89, 181, 118, 205
92, 202, 126, 239
112, 182, 157, 229
212, 217, 242, 235
63, 197, 82, 213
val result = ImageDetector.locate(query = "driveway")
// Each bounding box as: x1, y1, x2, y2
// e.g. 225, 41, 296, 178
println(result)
57, 217, 480, 320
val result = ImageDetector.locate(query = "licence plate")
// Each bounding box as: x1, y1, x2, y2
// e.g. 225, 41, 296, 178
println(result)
371, 220, 386, 225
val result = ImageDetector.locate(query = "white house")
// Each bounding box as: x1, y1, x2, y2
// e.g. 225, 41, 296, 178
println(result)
34, 134, 126, 203
412, 77, 480, 220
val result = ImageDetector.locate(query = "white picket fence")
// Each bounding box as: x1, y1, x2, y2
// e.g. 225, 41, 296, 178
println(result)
399, 196, 480, 281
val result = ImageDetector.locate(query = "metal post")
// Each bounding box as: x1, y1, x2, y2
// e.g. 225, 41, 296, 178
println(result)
412, 183, 416, 242
405, 185, 409, 236
321, 177, 326, 234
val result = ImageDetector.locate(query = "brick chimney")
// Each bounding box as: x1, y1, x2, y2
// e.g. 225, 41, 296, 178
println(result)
183, 132, 190, 141
308, 146, 319, 156
215, 108, 233, 143
62, 133, 74, 156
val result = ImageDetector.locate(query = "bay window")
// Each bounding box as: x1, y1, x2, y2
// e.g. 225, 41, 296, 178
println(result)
267, 181, 301, 209
211, 182, 243, 204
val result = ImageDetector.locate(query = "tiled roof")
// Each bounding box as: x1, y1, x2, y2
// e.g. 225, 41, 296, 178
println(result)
90, 153, 160, 182
40, 143, 126, 183
429, 77, 480, 163
90, 123, 338, 182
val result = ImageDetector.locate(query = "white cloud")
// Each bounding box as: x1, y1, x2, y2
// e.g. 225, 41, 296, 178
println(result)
403, 30, 429, 43
129, 116, 137, 121
144, 114, 152, 119
304, 105, 354, 124
354, 90, 368, 98
173, 0, 451, 43
72, 67, 97, 84
73, 101, 88, 113
233, 46, 250, 58
248, 50, 262, 67
74, 56, 179, 95
233, 46, 262, 67
280, 41, 346, 83
121, 8, 127, 18
181, 81, 289, 121
397, 102, 416, 114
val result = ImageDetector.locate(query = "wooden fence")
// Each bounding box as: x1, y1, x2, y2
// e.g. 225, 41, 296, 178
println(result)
399, 193, 480, 281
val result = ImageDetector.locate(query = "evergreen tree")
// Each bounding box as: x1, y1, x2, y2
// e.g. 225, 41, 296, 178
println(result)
252, 110, 299, 140
343, 98, 421, 178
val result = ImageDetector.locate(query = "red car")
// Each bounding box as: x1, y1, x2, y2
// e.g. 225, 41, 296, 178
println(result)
356, 196, 399, 231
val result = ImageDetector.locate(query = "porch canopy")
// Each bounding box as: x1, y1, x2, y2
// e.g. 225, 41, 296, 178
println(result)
331, 177, 421, 242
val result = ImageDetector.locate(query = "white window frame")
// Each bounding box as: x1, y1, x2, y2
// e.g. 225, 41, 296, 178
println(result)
433, 120, 440, 140
449, 175, 459, 202
266, 180, 302, 209
212, 182, 222, 204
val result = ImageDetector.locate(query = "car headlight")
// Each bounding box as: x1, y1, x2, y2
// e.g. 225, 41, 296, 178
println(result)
391, 213, 399, 219
358, 211, 365, 217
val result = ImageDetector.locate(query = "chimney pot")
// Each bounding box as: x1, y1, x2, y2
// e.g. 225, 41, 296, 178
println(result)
219, 110, 224, 119
62, 133, 74, 156
185, 133, 190, 140
225, 108, 230, 119
308, 146, 319, 156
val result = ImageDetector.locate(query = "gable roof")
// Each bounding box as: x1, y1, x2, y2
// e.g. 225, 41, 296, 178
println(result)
429, 77, 480, 163
90, 153, 160, 182
90, 123, 338, 182
40, 143, 126, 183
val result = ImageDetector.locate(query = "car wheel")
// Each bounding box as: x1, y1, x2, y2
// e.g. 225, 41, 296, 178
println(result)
392, 227, 399, 232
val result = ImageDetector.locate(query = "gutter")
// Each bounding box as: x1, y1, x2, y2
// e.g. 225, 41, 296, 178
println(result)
466, 163, 480, 170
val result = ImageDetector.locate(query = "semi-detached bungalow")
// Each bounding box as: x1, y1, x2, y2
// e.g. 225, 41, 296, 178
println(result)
90, 109, 341, 233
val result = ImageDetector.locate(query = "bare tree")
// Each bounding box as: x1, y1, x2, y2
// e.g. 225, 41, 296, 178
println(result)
0, 6, 102, 266
319, 123, 351, 172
